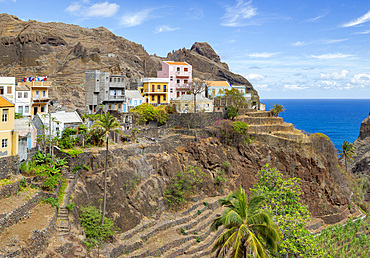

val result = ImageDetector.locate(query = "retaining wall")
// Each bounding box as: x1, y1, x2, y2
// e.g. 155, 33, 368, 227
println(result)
0, 181, 20, 199
0, 155, 20, 179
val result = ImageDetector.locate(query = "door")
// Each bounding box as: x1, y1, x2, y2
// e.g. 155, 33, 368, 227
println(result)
33, 106, 38, 115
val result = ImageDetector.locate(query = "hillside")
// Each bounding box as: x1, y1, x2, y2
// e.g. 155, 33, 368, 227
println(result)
0, 13, 257, 110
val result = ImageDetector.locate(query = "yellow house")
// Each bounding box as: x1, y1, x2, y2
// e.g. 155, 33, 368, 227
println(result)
0, 96, 18, 157
18, 81, 51, 117
139, 78, 170, 106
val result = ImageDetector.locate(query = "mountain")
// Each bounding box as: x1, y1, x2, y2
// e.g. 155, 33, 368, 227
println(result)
0, 14, 257, 110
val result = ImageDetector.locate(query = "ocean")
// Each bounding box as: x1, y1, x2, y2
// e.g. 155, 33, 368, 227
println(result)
261, 99, 370, 151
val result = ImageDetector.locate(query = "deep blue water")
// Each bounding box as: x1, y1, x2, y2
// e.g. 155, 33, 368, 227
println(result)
261, 99, 370, 150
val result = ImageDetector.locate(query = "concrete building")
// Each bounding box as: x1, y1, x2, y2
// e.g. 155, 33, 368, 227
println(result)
33, 111, 83, 137
0, 96, 18, 158
14, 85, 32, 117
18, 80, 51, 118
139, 78, 170, 106
85, 70, 126, 114
124, 90, 144, 112
171, 94, 214, 113
157, 61, 192, 100
0, 77, 15, 102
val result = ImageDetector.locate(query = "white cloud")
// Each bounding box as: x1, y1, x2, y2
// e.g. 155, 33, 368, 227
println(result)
323, 39, 348, 44
120, 9, 154, 27
292, 41, 309, 47
246, 74, 264, 80
155, 25, 180, 34
0, 0, 16, 2
342, 10, 370, 27
311, 53, 353, 59
66, 1, 119, 18
321, 80, 338, 89
354, 30, 370, 35
306, 13, 327, 22
86, 2, 119, 17
185, 7, 204, 20
221, 0, 257, 27
248, 52, 280, 58
320, 70, 349, 80
254, 84, 271, 91
351, 73, 370, 86
283, 84, 308, 90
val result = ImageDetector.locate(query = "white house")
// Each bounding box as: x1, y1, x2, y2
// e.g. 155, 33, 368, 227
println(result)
14, 85, 32, 117
33, 111, 83, 137
124, 90, 144, 112
0, 77, 15, 101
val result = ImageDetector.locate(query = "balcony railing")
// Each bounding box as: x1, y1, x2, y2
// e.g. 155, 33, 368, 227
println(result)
143, 89, 168, 93
175, 71, 190, 76
175, 83, 191, 90
108, 95, 125, 100
32, 94, 50, 102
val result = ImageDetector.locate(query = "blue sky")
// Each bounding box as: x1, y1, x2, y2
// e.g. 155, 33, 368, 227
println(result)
1, 0, 370, 99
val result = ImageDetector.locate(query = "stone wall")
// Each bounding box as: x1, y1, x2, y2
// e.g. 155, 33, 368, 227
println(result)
0, 155, 20, 179
0, 181, 20, 199
164, 113, 224, 129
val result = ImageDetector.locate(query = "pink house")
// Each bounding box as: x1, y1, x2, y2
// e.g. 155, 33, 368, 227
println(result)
157, 61, 192, 100
14, 118, 37, 149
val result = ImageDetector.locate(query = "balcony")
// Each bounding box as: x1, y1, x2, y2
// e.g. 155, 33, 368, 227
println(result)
175, 83, 191, 90
108, 95, 125, 101
143, 89, 168, 93
175, 71, 190, 77
32, 94, 50, 102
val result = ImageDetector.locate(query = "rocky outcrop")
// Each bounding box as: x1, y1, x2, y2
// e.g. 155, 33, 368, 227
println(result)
0, 14, 259, 110
351, 113, 370, 176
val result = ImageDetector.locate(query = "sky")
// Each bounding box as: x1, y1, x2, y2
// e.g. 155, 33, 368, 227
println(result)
1, 0, 370, 99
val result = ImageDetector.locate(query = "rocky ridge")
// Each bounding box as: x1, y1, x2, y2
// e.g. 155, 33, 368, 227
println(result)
0, 13, 256, 110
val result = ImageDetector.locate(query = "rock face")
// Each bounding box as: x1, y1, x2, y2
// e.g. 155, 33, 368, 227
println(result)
0, 14, 258, 110
351, 113, 370, 176
67, 130, 351, 233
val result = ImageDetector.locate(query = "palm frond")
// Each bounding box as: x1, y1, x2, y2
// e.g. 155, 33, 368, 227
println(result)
247, 194, 265, 217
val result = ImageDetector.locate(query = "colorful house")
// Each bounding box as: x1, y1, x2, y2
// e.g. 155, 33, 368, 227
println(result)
170, 94, 214, 113
18, 80, 51, 118
139, 78, 170, 106
0, 77, 15, 101
124, 90, 144, 112
157, 61, 192, 100
0, 96, 18, 158
14, 85, 32, 117
204, 80, 231, 98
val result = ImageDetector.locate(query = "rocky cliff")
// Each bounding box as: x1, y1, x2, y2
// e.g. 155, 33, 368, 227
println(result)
0, 13, 257, 110
351, 113, 370, 176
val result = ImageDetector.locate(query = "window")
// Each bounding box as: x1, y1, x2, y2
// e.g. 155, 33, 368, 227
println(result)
7, 87, 12, 94
129, 100, 132, 105
2, 109, 8, 122
184, 67, 188, 72
114, 78, 116, 82
41, 106, 45, 112
36, 91, 39, 97
24, 92, 28, 98
0, 86, 3, 95
139, 100, 142, 104
110, 78, 112, 82
117, 78, 120, 82
163, 85, 166, 91
184, 80, 188, 84
118, 104, 122, 109
177, 79, 180, 84
42, 91, 46, 97
151, 95, 155, 101
170, 76, 173, 81
109, 104, 112, 109
177, 67, 180, 72
163, 95, 166, 101
157, 85, 160, 90
18, 106, 23, 114
170, 88, 173, 93
1, 139, 8, 148
25, 106, 29, 113
18, 92, 22, 98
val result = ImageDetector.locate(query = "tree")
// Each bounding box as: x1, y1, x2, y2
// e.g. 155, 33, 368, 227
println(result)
251, 164, 321, 257
189, 80, 206, 113
270, 104, 285, 117
338, 140, 356, 172
224, 88, 248, 108
226, 105, 238, 120
211, 186, 280, 258
92, 112, 121, 226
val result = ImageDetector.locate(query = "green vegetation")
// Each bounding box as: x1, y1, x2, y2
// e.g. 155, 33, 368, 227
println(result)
61, 148, 84, 157
251, 164, 321, 257
79, 205, 116, 250
270, 104, 285, 117
226, 105, 238, 120
164, 166, 209, 210
58, 178, 67, 204
211, 186, 280, 258
180, 227, 186, 235
224, 88, 249, 108
92, 112, 121, 226
66, 203, 76, 211
0, 178, 15, 186
211, 120, 250, 147
339, 140, 356, 172
317, 218, 370, 258
20, 151, 67, 191
129, 103, 169, 125
42, 197, 59, 208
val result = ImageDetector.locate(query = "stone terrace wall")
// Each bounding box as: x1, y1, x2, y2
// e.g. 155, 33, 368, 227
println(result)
0, 155, 20, 179
0, 181, 20, 199
164, 113, 224, 129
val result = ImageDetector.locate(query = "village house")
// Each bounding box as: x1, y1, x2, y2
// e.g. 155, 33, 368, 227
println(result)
157, 61, 192, 100
170, 94, 214, 113
33, 111, 83, 137
0, 77, 15, 101
18, 79, 51, 118
204, 80, 231, 98
139, 78, 170, 106
85, 70, 126, 113
0, 96, 18, 158
123, 90, 144, 112
14, 118, 37, 161
14, 85, 32, 117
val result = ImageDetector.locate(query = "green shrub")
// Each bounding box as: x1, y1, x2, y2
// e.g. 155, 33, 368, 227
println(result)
61, 148, 84, 157
129, 103, 169, 125
164, 166, 210, 210
79, 206, 116, 242
197, 209, 202, 215
197, 236, 201, 243
226, 105, 238, 120
73, 165, 83, 173
66, 203, 76, 211
42, 197, 59, 208
83, 165, 90, 171
180, 227, 186, 235
211, 120, 250, 147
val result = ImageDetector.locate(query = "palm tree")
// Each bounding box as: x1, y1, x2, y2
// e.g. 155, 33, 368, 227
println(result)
92, 112, 121, 226
338, 140, 356, 172
211, 186, 280, 258
270, 104, 285, 117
